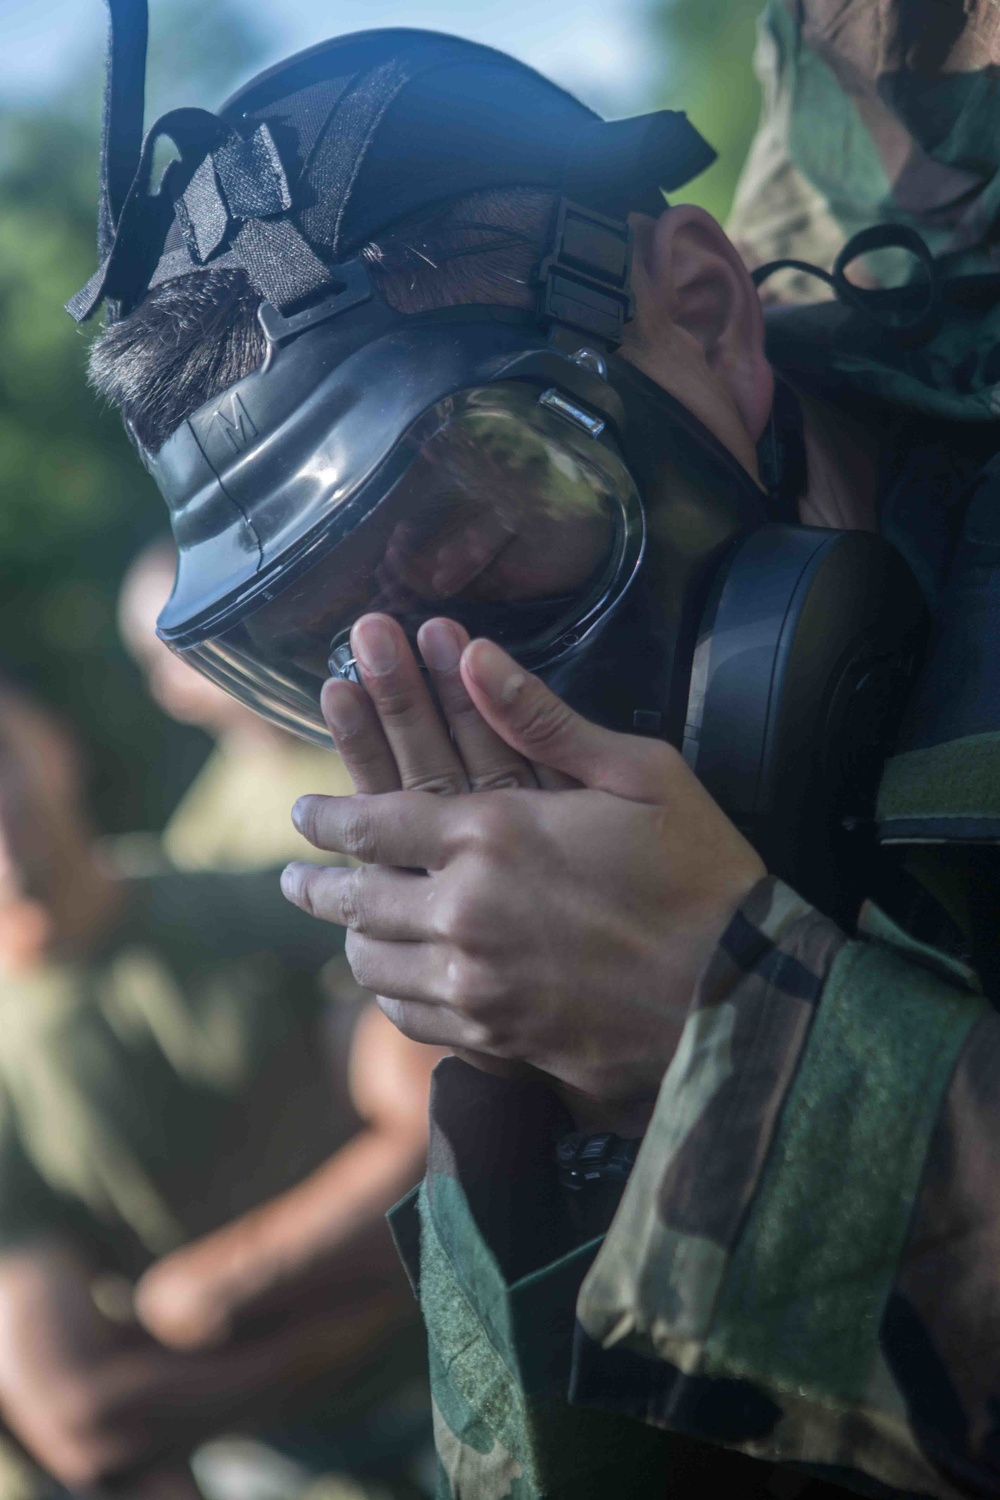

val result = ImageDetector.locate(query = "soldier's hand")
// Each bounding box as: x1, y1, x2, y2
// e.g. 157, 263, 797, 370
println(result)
312, 613, 553, 1082
283, 619, 765, 1127
317, 612, 547, 796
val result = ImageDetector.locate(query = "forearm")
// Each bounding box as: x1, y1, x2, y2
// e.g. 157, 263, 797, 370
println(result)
3, 1287, 405, 1491
0, 1237, 404, 1491
0, 1242, 225, 1487
576, 879, 991, 1496
410, 880, 998, 1498
137, 1125, 424, 1347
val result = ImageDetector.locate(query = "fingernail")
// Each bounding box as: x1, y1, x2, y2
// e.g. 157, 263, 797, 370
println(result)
322, 681, 366, 738
352, 615, 399, 676
418, 618, 461, 672
280, 863, 303, 901
464, 639, 525, 705
290, 797, 311, 833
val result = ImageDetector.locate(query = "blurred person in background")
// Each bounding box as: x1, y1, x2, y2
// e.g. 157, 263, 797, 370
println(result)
118, 538, 355, 875
0, 677, 438, 1500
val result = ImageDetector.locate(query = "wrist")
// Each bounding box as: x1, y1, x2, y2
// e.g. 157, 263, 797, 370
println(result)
553, 1081, 659, 1136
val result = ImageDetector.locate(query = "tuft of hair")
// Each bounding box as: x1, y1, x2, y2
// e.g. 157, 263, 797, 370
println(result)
89, 270, 265, 456
89, 189, 554, 454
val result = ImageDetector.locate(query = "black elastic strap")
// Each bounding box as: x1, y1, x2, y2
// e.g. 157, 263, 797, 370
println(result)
67, 107, 232, 321
756, 378, 808, 523
752, 223, 942, 345
175, 155, 231, 264
98, 0, 148, 259
299, 50, 455, 257
69, 108, 338, 321
232, 218, 334, 313
173, 121, 334, 311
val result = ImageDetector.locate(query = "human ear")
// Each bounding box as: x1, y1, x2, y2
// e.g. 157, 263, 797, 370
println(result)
628, 205, 773, 447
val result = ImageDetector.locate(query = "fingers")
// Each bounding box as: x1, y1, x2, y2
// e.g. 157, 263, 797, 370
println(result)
322, 613, 541, 801
376, 995, 486, 1050
277, 862, 433, 939
417, 618, 536, 791
349, 614, 469, 796
287, 789, 463, 870
135, 1251, 234, 1350
321, 679, 401, 794
346, 935, 450, 1009
346, 936, 491, 1053
347, 935, 498, 1047
280, 871, 507, 1051
461, 637, 670, 800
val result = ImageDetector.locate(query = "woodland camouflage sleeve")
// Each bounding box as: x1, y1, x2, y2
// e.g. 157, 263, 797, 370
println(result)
576, 876, 995, 1498
399, 877, 1000, 1497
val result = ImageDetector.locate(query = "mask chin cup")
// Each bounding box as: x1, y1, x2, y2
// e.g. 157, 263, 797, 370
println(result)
682, 525, 928, 924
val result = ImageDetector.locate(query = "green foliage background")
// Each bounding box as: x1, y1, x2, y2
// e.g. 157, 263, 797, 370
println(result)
649, 0, 763, 224
0, 2, 277, 831
1, 0, 761, 833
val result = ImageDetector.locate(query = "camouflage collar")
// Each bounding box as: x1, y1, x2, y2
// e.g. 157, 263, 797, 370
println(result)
879, 452, 1000, 845
878, 733, 1000, 845
766, 280, 1000, 424
764, 305, 1000, 849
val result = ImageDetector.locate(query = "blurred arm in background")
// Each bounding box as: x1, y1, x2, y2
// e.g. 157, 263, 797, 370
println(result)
0, 1233, 402, 1496
134, 1002, 443, 1352
0, 677, 440, 1496
0, 996, 438, 1496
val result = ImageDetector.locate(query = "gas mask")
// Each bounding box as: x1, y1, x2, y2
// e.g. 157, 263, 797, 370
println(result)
72, 3, 927, 919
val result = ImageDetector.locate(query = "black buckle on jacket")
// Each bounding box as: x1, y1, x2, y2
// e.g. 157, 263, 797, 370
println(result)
537, 199, 634, 349
555, 1130, 640, 1191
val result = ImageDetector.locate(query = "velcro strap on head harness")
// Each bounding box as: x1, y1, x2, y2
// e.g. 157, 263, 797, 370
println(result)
67, 103, 338, 321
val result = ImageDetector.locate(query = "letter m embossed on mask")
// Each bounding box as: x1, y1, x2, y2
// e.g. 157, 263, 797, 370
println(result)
209, 392, 257, 457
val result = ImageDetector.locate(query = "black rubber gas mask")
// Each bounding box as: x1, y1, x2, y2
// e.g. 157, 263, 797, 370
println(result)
147, 259, 925, 922
72, 3, 928, 919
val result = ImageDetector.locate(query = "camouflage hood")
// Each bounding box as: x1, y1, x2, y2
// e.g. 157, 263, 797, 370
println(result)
729, 0, 1000, 422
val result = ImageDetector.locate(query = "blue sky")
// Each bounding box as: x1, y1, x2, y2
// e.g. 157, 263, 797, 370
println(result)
0, 0, 661, 117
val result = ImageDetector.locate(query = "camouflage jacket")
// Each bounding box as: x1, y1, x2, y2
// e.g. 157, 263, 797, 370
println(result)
729, 0, 1000, 304
390, 375, 1000, 1499
389, 5, 1000, 1496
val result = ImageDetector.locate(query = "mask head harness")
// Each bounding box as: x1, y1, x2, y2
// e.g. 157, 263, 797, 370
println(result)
73, 3, 931, 924
69, 2, 714, 331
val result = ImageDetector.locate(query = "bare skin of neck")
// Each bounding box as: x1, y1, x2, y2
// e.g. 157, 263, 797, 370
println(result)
624, 342, 878, 532
794, 387, 879, 532
621, 294, 878, 535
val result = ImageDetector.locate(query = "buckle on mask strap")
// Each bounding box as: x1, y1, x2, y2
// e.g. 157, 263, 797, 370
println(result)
257, 257, 374, 346
537, 199, 634, 349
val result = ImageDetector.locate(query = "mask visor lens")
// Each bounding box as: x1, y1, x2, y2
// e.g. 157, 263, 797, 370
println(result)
170, 383, 640, 744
